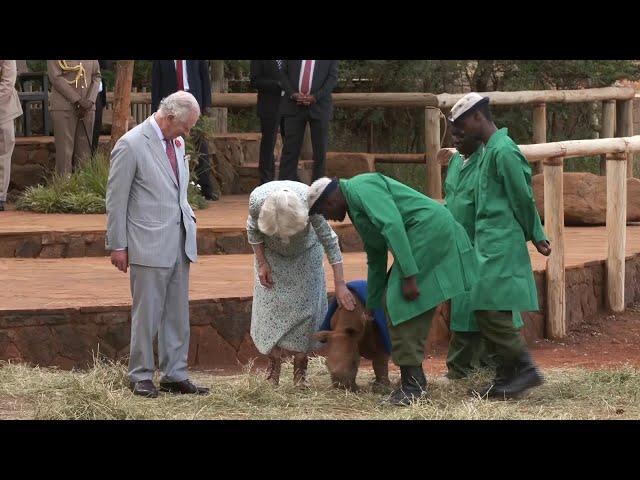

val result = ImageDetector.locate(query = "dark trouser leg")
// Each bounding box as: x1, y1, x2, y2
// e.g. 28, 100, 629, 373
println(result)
258, 114, 280, 184
91, 95, 103, 154
475, 310, 543, 397
278, 114, 306, 181
386, 308, 434, 367
383, 304, 434, 405
475, 310, 524, 371
309, 116, 329, 181
446, 331, 486, 379
194, 131, 217, 200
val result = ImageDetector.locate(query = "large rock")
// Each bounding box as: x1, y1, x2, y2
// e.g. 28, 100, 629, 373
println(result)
326, 152, 375, 178
533, 172, 640, 226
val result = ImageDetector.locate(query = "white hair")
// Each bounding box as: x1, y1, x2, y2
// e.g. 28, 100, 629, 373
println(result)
158, 90, 201, 122
308, 177, 333, 211
258, 189, 309, 244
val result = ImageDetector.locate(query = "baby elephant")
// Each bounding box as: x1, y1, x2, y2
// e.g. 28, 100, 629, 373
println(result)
313, 289, 390, 391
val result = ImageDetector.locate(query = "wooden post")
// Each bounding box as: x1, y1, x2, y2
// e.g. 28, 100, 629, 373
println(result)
600, 100, 616, 175
532, 103, 546, 175
109, 60, 135, 148
210, 60, 227, 133
543, 156, 566, 339
616, 99, 634, 177
425, 107, 442, 199
606, 152, 628, 312
131, 86, 139, 124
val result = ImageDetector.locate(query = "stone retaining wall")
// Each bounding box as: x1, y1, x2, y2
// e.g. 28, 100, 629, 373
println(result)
2, 254, 639, 369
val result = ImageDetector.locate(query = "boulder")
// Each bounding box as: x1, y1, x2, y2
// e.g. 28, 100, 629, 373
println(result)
326, 152, 375, 178
532, 172, 640, 226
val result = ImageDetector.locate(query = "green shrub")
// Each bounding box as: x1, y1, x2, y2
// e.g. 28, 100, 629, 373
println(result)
17, 150, 208, 214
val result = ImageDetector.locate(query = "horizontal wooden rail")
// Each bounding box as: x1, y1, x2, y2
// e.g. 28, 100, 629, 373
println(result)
107, 92, 440, 108
107, 86, 633, 110
373, 153, 426, 164
437, 135, 640, 165
437, 86, 635, 109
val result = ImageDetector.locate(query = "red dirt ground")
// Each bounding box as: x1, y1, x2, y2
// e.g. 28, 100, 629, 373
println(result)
201, 306, 640, 377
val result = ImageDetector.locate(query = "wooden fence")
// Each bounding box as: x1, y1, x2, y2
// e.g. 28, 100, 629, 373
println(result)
106, 86, 636, 199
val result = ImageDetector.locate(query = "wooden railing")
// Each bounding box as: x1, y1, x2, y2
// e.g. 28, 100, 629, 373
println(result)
106, 86, 636, 198
439, 135, 640, 340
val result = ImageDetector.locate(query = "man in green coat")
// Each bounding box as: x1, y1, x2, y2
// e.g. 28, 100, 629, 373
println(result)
449, 92, 551, 398
307, 173, 478, 406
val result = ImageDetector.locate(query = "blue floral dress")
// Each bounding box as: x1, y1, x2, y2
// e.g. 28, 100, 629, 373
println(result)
246, 181, 343, 354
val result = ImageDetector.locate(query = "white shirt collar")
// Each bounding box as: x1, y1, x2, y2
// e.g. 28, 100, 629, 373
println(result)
149, 114, 166, 142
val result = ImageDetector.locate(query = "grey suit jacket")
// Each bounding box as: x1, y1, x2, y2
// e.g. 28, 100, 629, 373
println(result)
105, 116, 198, 267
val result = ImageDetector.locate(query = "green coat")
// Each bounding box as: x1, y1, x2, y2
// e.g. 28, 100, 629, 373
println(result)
470, 128, 547, 312
444, 148, 523, 331
340, 173, 477, 326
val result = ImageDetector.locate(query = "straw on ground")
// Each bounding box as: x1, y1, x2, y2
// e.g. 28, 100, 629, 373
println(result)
0, 355, 638, 420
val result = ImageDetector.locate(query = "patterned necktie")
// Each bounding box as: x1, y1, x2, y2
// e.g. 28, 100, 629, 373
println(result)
300, 60, 313, 94
176, 60, 184, 91
164, 138, 179, 183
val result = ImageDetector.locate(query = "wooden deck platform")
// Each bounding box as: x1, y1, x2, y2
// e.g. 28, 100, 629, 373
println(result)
2, 227, 640, 313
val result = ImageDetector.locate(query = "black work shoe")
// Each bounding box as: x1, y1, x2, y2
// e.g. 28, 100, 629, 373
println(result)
130, 380, 159, 398
159, 379, 210, 395
498, 351, 544, 398
473, 351, 544, 399
386, 366, 427, 407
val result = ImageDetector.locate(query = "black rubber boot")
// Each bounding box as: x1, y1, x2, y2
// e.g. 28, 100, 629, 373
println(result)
475, 350, 543, 399
387, 366, 427, 406
497, 350, 544, 398
473, 362, 515, 398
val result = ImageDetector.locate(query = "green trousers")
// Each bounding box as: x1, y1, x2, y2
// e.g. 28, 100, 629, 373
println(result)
475, 310, 525, 367
384, 305, 435, 367
446, 331, 497, 379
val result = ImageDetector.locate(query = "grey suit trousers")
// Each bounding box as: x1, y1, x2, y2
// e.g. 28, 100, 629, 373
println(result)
128, 228, 191, 383
0, 119, 15, 201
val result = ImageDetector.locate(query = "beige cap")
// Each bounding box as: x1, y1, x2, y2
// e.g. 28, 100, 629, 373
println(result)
448, 92, 489, 122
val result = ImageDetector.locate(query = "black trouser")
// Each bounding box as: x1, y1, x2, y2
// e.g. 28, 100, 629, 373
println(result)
193, 130, 217, 200
278, 111, 329, 182
91, 94, 104, 154
258, 114, 285, 185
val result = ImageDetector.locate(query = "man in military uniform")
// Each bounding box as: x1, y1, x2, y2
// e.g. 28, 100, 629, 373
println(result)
308, 173, 478, 406
0, 60, 23, 211
449, 92, 550, 398
47, 60, 101, 176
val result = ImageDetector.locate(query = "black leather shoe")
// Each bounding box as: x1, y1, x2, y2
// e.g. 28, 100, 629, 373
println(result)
130, 380, 158, 398
159, 379, 210, 395
386, 366, 427, 406
0, 200, 5, 211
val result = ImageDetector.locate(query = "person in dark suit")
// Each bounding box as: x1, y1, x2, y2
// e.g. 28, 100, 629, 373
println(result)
151, 60, 217, 200
250, 60, 286, 184
92, 59, 113, 154
278, 60, 338, 182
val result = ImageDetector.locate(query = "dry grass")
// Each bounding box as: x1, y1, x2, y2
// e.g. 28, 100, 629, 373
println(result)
0, 356, 638, 420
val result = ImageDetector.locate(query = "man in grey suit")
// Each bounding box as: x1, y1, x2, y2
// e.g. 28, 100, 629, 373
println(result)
106, 90, 209, 398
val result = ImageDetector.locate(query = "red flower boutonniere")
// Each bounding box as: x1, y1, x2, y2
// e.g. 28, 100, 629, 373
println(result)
175, 138, 182, 148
